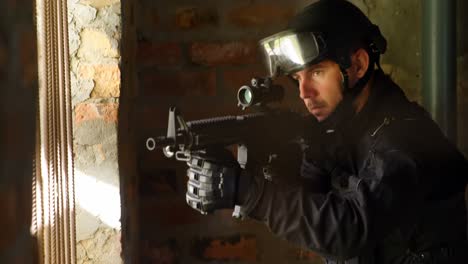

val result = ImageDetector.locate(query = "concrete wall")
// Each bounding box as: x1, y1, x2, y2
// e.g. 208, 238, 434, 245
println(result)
124, 0, 468, 263
0, 0, 37, 263
68, 0, 122, 263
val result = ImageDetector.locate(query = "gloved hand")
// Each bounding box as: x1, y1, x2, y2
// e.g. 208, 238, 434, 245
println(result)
185, 148, 243, 215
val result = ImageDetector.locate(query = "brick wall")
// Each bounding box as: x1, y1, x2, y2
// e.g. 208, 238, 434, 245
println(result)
0, 0, 37, 263
125, 0, 468, 263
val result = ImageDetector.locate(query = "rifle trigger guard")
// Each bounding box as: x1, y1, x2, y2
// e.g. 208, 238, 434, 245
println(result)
175, 151, 191, 162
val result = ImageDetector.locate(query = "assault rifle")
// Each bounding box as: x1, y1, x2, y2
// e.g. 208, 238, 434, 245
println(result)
145, 77, 305, 174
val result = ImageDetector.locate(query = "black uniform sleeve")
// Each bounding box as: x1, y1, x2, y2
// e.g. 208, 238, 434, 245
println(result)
240, 148, 423, 260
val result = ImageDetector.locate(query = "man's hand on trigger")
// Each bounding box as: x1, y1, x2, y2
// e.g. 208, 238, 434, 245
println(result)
185, 148, 241, 215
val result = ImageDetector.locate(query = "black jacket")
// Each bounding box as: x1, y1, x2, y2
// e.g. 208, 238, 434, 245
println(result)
241, 70, 468, 263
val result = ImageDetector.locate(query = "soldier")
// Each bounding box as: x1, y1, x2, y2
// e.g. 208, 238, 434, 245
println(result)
185, 0, 468, 263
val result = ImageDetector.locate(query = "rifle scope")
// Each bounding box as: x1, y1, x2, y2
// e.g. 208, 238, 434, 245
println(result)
237, 77, 284, 109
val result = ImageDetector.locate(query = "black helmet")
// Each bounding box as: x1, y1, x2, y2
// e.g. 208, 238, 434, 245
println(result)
260, 0, 387, 77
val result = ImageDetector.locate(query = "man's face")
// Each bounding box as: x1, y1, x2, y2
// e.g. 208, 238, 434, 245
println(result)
291, 60, 344, 122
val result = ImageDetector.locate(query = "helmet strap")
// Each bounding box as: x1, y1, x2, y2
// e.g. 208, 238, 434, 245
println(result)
320, 54, 377, 129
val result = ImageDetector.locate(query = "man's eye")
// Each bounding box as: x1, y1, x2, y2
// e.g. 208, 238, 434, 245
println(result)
312, 70, 323, 77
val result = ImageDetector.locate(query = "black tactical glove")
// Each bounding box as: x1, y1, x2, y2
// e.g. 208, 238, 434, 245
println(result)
185, 148, 244, 215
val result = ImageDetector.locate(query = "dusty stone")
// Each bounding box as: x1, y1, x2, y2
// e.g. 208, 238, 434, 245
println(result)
76, 155, 119, 186
75, 205, 101, 241
77, 29, 119, 60
74, 137, 117, 168
80, 0, 119, 8
75, 144, 97, 167
76, 243, 87, 261
74, 119, 117, 145
78, 63, 121, 98
100, 140, 118, 161
73, 4, 97, 25
68, 0, 122, 264
94, 144, 106, 164
68, 25, 81, 55
71, 72, 94, 107
91, 66, 120, 97
77, 227, 122, 264
74, 132, 117, 162
94, 5, 121, 33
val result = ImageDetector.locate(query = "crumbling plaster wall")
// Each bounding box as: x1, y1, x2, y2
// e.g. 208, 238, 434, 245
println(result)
68, 0, 122, 263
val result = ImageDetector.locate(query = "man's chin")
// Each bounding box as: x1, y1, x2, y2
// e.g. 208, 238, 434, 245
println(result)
309, 108, 329, 122
315, 115, 328, 122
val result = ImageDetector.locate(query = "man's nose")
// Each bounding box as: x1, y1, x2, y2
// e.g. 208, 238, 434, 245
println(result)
299, 80, 318, 100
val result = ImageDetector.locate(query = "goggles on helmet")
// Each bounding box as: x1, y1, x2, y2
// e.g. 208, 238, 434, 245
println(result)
259, 30, 327, 77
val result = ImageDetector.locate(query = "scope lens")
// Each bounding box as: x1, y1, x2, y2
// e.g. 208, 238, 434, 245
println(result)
239, 88, 253, 105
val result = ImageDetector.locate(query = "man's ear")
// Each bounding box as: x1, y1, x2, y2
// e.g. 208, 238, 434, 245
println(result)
353, 48, 370, 78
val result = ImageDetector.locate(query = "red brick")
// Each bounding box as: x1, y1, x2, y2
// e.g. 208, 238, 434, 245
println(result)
140, 200, 202, 226
138, 150, 180, 176
136, 5, 159, 30
74, 102, 119, 126
136, 104, 170, 129
137, 41, 183, 67
228, 4, 295, 28
0, 37, 7, 78
139, 70, 216, 96
141, 239, 179, 264
190, 41, 259, 66
292, 248, 322, 261
174, 7, 218, 30
139, 169, 177, 197
192, 235, 257, 262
